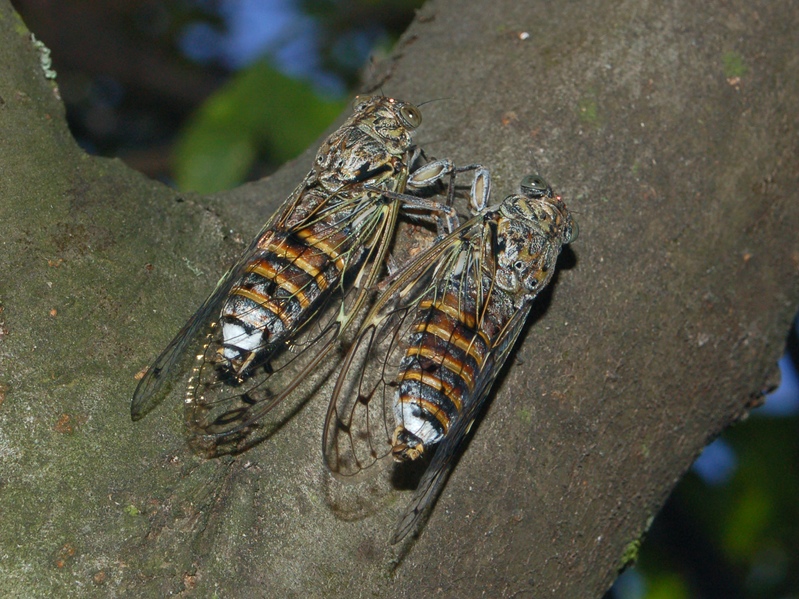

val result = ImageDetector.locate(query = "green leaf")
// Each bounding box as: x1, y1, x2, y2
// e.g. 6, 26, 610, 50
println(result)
646, 573, 690, 599
174, 61, 346, 192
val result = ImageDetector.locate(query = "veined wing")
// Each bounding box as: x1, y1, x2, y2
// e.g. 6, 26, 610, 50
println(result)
185, 185, 405, 448
130, 169, 397, 427
129, 191, 302, 422
391, 175, 578, 542
131, 95, 465, 433
325, 171, 577, 542
390, 302, 533, 543
189, 164, 475, 449
322, 213, 487, 477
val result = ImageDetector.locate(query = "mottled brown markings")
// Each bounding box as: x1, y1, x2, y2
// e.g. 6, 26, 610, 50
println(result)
131, 96, 462, 451
324, 170, 575, 542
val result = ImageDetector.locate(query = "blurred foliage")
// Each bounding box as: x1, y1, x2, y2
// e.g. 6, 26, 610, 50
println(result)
12, 0, 423, 190
174, 62, 345, 192
646, 574, 691, 599
302, 0, 424, 88
612, 412, 799, 599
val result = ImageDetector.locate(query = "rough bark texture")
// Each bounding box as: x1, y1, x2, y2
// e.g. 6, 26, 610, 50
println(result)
1, 0, 798, 597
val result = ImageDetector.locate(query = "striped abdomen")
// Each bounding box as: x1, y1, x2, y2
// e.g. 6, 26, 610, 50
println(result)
392, 285, 496, 461
219, 217, 359, 372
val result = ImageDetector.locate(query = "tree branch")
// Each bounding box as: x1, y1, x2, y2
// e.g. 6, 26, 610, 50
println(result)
1, 0, 798, 597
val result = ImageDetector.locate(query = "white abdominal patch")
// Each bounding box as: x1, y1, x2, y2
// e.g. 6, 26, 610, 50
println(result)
222, 322, 263, 360
396, 403, 443, 446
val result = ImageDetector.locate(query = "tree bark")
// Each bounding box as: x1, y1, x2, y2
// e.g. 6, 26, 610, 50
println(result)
1, 0, 798, 597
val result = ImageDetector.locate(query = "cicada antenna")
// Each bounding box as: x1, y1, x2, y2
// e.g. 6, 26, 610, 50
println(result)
417, 97, 450, 108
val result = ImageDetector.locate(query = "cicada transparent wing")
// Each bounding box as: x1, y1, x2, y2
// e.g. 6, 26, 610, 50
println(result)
324, 171, 576, 542
323, 168, 494, 474
130, 177, 311, 422
184, 186, 404, 447
390, 303, 532, 543
323, 225, 473, 476
131, 95, 470, 453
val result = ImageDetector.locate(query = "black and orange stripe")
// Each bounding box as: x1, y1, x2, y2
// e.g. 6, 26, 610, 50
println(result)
396, 280, 493, 439
221, 218, 365, 355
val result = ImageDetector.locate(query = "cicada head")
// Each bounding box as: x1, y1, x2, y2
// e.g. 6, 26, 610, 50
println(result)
352, 95, 422, 155
518, 174, 577, 245
494, 175, 576, 302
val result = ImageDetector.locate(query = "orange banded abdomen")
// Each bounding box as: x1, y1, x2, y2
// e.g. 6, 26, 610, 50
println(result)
219, 220, 360, 369
393, 286, 491, 458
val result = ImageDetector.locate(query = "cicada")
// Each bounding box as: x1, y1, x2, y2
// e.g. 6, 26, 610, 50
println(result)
323, 169, 576, 542
130, 95, 473, 451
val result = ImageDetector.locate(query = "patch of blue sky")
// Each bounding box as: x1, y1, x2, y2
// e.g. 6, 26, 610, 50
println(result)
179, 0, 346, 95
756, 354, 799, 417
217, 0, 317, 69
610, 569, 645, 599
692, 437, 738, 486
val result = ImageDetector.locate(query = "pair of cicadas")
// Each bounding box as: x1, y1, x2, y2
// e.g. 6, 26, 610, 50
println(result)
131, 95, 576, 543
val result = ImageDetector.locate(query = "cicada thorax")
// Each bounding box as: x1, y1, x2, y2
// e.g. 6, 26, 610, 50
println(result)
314, 131, 397, 191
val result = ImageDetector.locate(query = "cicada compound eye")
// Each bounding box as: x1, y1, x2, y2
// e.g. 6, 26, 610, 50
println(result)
520, 174, 550, 198
566, 217, 579, 244
399, 104, 422, 128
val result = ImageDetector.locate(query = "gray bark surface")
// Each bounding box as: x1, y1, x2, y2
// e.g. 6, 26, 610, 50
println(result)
1, 0, 798, 597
